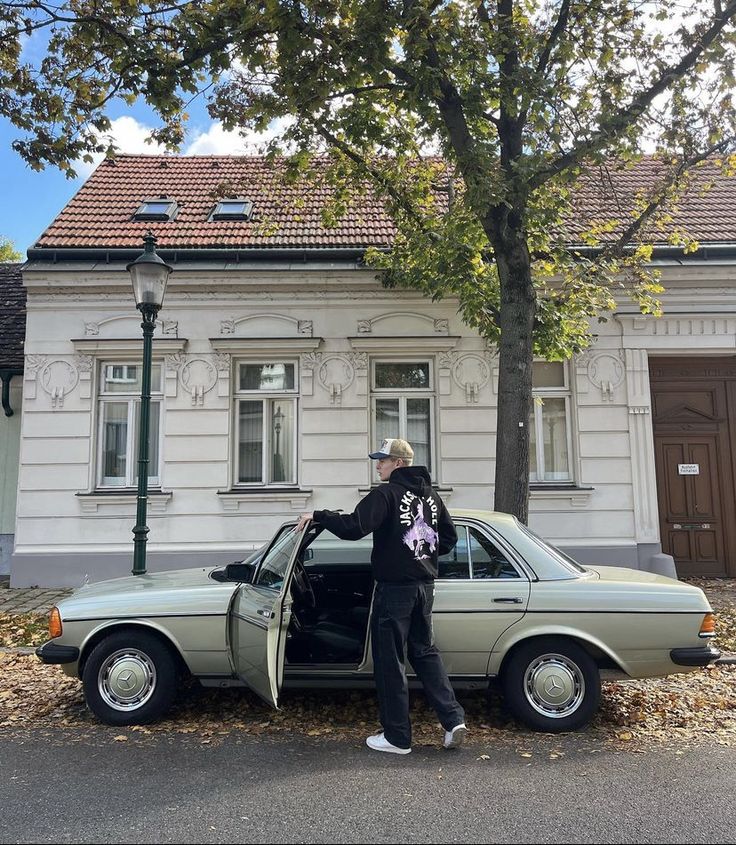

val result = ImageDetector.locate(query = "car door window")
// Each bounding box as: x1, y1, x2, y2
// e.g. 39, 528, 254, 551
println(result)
254, 526, 301, 590
437, 526, 470, 579
469, 526, 520, 579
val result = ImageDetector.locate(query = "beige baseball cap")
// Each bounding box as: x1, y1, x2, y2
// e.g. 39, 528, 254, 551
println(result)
369, 438, 414, 461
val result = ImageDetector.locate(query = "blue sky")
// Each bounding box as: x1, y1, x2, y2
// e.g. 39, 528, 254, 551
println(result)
0, 29, 282, 260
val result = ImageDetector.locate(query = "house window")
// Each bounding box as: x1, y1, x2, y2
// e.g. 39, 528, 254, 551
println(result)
235, 362, 298, 485
134, 198, 177, 221
210, 198, 253, 221
530, 361, 572, 482
97, 362, 163, 487
371, 360, 434, 472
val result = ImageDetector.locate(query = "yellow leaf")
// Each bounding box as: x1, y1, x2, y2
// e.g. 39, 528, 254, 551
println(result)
113, 735, 128, 742
618, 731, 633, 741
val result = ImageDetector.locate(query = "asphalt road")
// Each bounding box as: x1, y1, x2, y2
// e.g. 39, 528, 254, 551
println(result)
1, 730, 734, 844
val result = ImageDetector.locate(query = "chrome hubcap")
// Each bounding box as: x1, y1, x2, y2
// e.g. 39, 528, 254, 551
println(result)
98, 648, 156, 712
524, 653, 585, 719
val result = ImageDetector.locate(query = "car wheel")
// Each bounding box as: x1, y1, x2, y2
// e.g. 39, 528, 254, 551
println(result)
82, 630, 178, 726
502, 637, 601, 732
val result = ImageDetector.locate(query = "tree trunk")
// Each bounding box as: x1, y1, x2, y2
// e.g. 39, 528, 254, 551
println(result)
492, 229, 536, 523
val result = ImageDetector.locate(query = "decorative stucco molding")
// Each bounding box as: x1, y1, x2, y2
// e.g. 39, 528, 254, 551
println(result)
219, 313, 313, 338
615, 312, 736, 351
624, 348, 659, 543
38, 359, 79, 408
316, 355, 356, 405
587, 351, 626, 403
450, 354, 491, 404
180, 358, 219, 406
355, 312, 450, 336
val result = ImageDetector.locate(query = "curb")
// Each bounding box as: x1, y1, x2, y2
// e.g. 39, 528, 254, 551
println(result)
0, 647, 36, 656
715, 654, 736, 665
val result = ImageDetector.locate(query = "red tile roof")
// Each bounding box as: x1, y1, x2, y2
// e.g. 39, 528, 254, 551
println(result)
33, 154, 736, 251
35, 155, 396, 251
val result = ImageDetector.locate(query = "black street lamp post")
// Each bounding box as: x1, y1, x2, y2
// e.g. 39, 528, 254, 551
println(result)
127, 233, 172, 576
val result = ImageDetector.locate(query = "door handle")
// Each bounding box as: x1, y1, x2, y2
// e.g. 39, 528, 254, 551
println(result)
257, 609, 274, 619
493, 597, 523, 604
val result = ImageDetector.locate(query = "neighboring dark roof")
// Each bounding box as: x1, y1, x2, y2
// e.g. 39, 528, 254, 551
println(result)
31, 154, 736, 253
0, 263, 25, 371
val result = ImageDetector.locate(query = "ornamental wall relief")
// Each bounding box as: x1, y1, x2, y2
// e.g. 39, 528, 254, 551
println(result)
220, 314, 313, 337
587, 351, 625, 402
438, 352, 491, 403
39, 360, 79, 408
356, 313, 449, 335
299, 353, 358, 404
164, 352, 221, 405
317, 356, 356, 405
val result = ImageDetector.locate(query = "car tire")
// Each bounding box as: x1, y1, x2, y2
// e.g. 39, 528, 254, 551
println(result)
82, 630, 178, 726
502, 637, 601, 732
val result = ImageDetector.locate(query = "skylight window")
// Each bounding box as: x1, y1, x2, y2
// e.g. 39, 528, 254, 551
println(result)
210, 199, 253, 221
134, 199, 178, 221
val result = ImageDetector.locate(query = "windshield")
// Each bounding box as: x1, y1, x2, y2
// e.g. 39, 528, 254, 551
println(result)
517, 524, 588, 575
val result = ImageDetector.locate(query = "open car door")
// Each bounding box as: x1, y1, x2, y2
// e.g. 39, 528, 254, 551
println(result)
229, 521, 314, 708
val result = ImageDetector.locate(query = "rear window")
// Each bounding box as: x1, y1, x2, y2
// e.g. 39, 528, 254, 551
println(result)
517, 524, 588, 574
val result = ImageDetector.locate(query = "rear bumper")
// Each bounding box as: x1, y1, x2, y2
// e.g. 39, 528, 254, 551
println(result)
36, 641, 80, 665
670, 646, 721, 667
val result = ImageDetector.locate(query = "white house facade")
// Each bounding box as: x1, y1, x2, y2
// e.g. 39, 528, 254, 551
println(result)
8, 155, 736, 586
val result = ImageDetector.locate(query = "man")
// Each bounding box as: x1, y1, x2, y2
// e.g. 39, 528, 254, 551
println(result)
296, 438, 467, 755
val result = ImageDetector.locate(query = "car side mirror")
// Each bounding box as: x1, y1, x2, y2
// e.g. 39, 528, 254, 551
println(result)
303, 548, 314, 562
224, 562, 256, 583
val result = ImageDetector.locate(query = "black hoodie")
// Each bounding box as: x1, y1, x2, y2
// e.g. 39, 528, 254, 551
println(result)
313, 466, 457, 583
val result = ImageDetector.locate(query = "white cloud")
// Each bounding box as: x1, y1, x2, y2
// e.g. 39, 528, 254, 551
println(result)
184, 118, 294, 155
75, 115, 168, 178
74, 114, 297, 181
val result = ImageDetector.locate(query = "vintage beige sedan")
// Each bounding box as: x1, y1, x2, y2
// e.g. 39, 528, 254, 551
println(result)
37, 510, 720, 732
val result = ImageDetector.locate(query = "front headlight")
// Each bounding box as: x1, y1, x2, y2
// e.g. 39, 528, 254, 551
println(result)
48, 606, 62, 639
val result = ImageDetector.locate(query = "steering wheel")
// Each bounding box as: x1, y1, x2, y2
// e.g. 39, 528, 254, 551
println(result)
292, 560, 316, 610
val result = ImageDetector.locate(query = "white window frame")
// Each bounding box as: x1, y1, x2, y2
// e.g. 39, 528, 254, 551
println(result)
96, 360, 164, 489
370, 358, 436, 473
531, 361, 574, 484
234, 360, 299, 487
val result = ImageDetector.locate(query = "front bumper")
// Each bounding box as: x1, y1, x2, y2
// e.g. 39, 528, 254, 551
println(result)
36, 641, 80, 665
670, 646, 721, 667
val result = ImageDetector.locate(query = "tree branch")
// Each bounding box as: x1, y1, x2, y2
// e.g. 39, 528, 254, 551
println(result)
314, 121, 433, 235
598, 140, 733, 260
533, 0, 571, 80
532, 0, 736, 189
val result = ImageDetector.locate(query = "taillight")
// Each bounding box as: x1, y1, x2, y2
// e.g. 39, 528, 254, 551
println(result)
48, 606, 62, 639
699, 612, 716, 637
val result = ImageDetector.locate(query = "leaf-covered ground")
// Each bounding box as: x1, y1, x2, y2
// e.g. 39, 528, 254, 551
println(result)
1, 577, 734, 750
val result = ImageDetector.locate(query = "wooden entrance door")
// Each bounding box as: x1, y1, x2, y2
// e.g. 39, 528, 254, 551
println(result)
650, 360, 736, 577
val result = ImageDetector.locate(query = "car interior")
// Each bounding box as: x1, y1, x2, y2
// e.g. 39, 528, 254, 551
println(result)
284, 524, 520, 667
285, 535, 375, 666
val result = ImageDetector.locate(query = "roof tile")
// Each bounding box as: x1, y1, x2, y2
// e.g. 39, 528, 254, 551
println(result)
32, 154, 736, 251
0, 264, 25, 371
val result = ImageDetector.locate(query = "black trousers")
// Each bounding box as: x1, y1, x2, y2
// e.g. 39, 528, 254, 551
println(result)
370, 580, 465, 749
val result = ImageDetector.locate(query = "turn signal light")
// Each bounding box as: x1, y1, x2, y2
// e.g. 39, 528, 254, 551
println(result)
699, 612, 716, 637
48, 606, 62, 639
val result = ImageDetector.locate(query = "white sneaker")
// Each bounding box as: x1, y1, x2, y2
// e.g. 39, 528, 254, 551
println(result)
443, 723, 467, 749
366, 732, 412, 755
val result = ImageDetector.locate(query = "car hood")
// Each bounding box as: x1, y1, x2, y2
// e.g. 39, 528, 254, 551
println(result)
57, 567, 238, 619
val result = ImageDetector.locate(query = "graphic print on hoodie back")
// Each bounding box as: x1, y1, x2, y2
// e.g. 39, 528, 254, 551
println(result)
399, 491, 439, 561
313, 466, 458, 583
